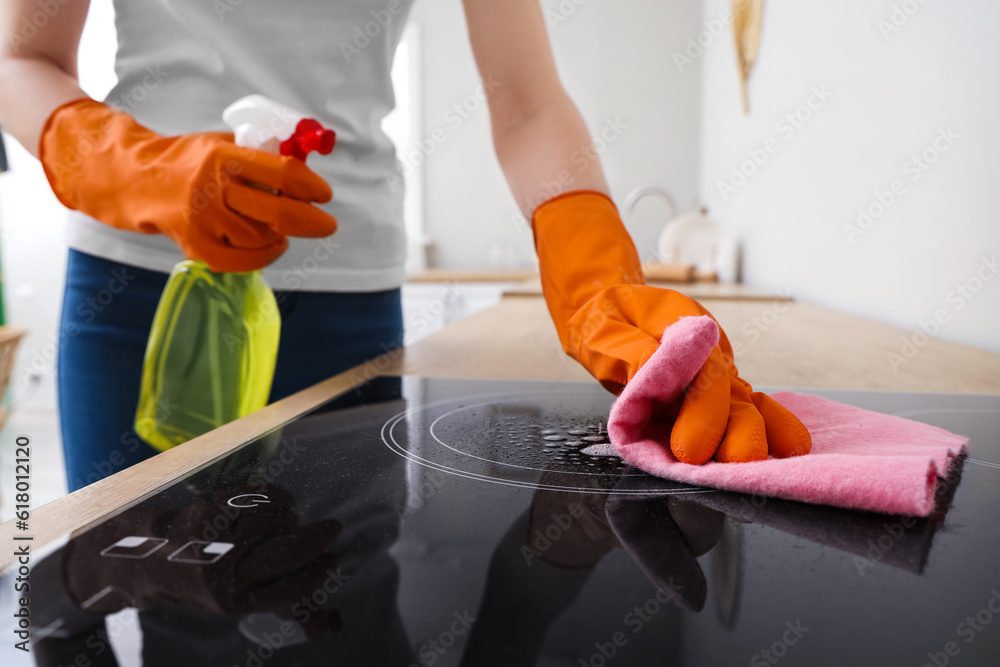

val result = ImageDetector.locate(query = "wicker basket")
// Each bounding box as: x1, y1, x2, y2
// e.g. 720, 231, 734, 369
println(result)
0, 325, 27, 432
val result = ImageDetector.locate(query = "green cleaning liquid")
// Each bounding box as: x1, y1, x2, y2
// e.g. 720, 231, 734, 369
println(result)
134, 260, 280, 451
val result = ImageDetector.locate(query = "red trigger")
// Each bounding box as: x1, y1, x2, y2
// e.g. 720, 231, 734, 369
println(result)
280, 119, 336, 162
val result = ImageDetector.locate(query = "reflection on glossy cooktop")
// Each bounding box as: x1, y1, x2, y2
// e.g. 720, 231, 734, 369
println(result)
5, 376, 1000, 667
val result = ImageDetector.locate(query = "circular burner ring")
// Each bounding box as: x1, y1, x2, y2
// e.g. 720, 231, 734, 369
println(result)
891, 407, 1000, 470
381, 390, 708, 495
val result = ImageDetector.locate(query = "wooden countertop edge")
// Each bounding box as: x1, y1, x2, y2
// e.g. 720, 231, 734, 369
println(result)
501, 279, 793, 301
404, 265, 711, 284
406, 269, 538, 283
500, 287, 794, 301
0, 368, 372, 570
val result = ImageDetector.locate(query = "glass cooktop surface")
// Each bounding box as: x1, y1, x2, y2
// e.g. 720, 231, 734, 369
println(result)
5, 376, 1000, 667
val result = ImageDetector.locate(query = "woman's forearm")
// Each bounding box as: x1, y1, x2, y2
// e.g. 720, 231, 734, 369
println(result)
0, 57, 89, 156
0, 0, 91, 156
491, 90, 610, 218
462, 0, 610, 219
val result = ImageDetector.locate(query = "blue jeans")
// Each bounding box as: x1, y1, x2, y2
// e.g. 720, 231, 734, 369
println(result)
57, 249, 403, 492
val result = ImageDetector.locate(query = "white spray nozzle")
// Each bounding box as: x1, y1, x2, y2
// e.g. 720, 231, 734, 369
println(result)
222, 95, 336, 161
223, 95, 307, 152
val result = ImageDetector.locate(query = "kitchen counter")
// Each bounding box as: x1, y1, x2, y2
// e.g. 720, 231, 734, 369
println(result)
406, 268, 539, 283
390, 296, 1000, 392
502, 278, 789, 301
3, 291, 1000, 564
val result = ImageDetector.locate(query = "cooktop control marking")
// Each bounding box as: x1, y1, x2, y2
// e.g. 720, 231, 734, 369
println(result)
99, 536, 169, 559
166, 540, 235, 564
227, 493, 271, 508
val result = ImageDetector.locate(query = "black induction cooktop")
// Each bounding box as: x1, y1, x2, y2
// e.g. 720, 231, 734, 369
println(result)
6, 376, 1000, 666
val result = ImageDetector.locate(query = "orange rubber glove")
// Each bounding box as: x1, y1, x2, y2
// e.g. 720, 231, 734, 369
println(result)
39, 98, 337, 273
531, 190, 811, 464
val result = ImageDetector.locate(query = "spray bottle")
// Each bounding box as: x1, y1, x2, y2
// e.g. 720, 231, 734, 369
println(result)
134, 95, 336, 451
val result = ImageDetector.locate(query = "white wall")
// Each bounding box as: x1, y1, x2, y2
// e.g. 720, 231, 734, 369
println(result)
698, 0, 1000, 353
407, 0, 704, 269
1, 0, 118, 411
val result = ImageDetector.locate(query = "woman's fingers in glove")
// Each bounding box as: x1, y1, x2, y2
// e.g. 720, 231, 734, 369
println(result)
176, 209, 287, 272
670, 346, 731, 464
228, 148, 333, 203
713, 377, 768, 463
752, 391, 812, 458
669, 353, 800, 464
226, 181, 338, 237
187, 230, 288, 273
200, 245, 287, 273
208, 207, 286, 249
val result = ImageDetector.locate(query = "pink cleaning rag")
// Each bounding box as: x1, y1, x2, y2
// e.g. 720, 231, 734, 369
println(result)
608, 316, 969, 517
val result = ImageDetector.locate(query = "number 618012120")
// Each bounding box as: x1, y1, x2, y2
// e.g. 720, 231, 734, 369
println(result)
13, 435, 30, 520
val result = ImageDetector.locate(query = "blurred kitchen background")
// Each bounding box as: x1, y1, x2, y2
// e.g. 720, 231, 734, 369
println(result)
0, 0, 998, 508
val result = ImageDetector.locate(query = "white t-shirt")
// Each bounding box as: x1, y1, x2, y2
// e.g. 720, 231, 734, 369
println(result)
67, 0, 415, 292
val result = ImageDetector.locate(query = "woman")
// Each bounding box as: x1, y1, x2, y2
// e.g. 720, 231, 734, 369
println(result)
0, 0, 810, 493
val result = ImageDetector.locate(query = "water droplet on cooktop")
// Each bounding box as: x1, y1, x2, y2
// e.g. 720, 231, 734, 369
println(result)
581, 443, 618, 457
540, 429, 558, 435
582, 435, 608, 443
568, 429, 589, 436
543, 435, 565, 441
565, 440, 583, 447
